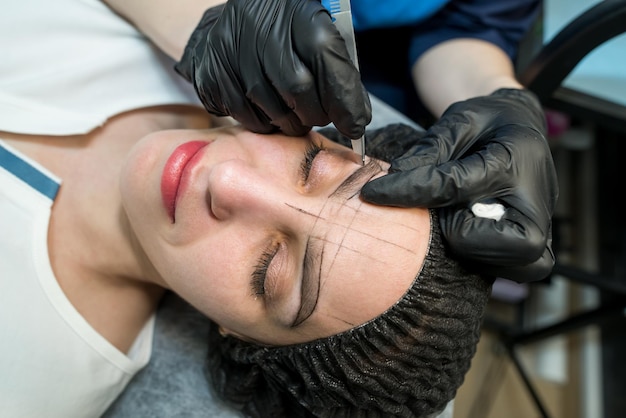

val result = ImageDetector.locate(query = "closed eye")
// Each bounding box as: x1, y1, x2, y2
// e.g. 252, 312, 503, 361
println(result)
299, 141, 324, 181
251, 243, 279, 297
250, 142, 324, 303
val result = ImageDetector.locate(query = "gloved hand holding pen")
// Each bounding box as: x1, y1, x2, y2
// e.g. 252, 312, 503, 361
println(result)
361, 88, 559, 283
175, 0, 371, 138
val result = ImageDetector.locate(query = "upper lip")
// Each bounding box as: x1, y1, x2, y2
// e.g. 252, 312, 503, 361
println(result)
161, 141, 210, 222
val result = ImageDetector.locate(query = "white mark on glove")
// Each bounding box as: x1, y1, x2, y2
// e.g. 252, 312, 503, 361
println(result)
471, 202, 505, 221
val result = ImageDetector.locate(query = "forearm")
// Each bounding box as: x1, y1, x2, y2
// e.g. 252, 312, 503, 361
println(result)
102, 0, 225, 60
412, 38, 523, 118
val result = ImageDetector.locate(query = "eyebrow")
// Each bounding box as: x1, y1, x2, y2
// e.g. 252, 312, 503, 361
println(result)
292, 238, 322, 327
289, 158, 383, 327
329, 159, 382, 200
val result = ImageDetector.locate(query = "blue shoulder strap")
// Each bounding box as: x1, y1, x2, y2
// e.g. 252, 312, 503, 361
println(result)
0, 143, 60, 201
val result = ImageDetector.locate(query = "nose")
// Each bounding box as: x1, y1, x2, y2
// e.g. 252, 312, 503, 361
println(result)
207, 159, 292, 222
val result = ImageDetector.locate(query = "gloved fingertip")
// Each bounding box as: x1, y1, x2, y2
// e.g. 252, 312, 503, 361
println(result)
244, 122, 278, 135
358, 182, 375, 199
282, 124, 312, 137
359, 180, 385, 203
336, 124, 366, 141
333, 107, 370, 139
359, 179, 408, 207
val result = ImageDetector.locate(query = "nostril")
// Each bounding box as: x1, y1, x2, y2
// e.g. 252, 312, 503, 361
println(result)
205, 190, 217, 219
206, 189, 230, 220
206, 161, 246, 219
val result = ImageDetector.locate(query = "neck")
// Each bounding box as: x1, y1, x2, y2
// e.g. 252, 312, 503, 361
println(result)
3, 117, 165, 287
50, 142, 160, 289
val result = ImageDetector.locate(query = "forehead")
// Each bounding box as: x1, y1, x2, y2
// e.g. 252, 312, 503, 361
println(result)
263, 131, 431, 338
302, 200, 431, 338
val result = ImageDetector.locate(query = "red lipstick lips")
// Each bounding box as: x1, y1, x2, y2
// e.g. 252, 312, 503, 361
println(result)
161, 141, 209, 222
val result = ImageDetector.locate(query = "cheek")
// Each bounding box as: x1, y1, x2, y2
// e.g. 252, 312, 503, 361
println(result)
121, 142, 170, 233
155, 235, 257, 322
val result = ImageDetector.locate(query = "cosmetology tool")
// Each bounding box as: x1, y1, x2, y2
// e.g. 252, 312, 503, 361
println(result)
328, 0, 365, 165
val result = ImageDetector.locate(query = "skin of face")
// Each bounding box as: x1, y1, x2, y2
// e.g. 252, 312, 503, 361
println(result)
120, 126, 430, 346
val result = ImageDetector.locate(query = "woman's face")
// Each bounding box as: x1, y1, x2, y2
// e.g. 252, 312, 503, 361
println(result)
121, 127, 430, 345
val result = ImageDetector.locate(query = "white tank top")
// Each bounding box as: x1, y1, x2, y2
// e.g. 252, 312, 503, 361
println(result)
0, 0, 200, 135
0, 140, 155, 417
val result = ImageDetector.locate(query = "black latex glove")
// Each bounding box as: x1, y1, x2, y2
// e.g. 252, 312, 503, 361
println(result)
175, 0, 371, 138
361, 89, 559, 282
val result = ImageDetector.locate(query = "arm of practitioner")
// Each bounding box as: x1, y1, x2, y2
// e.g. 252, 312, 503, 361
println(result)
102, 0, 222, 62
103, 0, 371, 139
361, 0, 559, 283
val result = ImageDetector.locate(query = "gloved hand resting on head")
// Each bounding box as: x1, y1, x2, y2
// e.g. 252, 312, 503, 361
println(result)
175, 0, 372, 138
361, 88, 559, 283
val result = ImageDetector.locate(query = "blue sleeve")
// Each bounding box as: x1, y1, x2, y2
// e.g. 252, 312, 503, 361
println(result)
321, 0, 449, 31
350, 0, 449, 31
408, 0, 541, 65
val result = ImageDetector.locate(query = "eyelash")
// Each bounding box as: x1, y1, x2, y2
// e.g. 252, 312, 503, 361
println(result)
299, 141, 323, 181
251, 244, 279, 296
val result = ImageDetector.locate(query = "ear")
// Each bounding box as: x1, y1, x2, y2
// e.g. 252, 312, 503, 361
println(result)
218, 326, 269, 346
218, 326, 250, 341
218, 326, 232, 336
